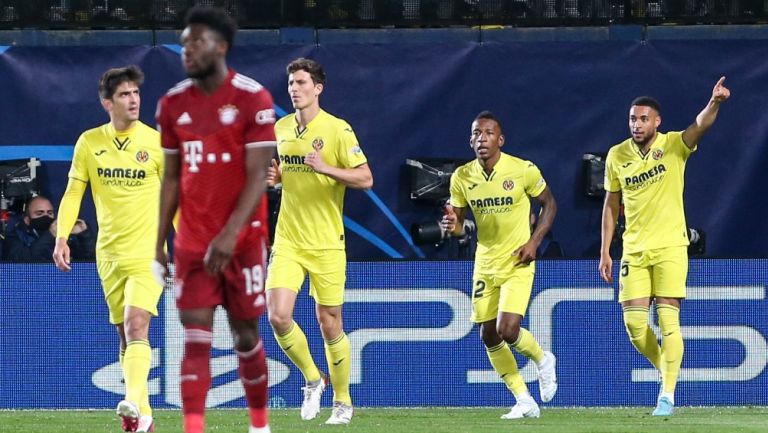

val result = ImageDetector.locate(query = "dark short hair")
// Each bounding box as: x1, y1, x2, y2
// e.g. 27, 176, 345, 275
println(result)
287, 58, 326, 85
24, 195, 52, 217
185, 6, 237, 53
474, 110, 503, 133
631, 96, 661, 115
99, 65, 144, 100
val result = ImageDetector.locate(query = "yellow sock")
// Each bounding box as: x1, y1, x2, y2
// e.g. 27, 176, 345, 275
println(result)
324, 332, 352, 405
623, 306, 662, 370
486, 341, 528, 397
124, 339, 152, 416
511, 328, 545, 363
657, 304, 684, 394
119, 348, 150, 414
274, 322, 321, 383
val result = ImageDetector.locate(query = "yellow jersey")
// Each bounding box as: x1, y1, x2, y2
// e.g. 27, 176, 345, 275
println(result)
450, 153, 547, 275
68, 121, 163, 261
273, 110, 368, 250
604, 131, 694, 254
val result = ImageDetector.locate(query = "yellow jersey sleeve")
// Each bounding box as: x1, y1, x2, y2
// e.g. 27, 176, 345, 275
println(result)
336, 121, 368, 168
56, 178, 87, 239
523, 162, 547, 197
69, 134, 90, 182
449, 169, 468, 208
604, 149, 622, 193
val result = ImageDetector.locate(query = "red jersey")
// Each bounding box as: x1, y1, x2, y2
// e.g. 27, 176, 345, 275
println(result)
156, 70, 276, 254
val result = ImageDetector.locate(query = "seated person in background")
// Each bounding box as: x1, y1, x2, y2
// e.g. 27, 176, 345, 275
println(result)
1, 195, 95, 262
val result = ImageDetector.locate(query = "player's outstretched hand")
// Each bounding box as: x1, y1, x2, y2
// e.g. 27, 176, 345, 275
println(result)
712, 76, 730, 103
598, 254, 613, 283
204, 233, 235, 275
441, 205, 457, 233
267, 158, 281, 187
52, 237, 71, 272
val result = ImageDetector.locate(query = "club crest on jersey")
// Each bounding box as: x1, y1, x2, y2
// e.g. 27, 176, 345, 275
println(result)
502, 179, 515, 191
652, 149, 664, 160
135, 150, 149, 163
218, 105, 239, 125
312, 137, 324, 151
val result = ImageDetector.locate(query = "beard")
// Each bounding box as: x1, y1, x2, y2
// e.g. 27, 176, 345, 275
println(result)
186, 62, 217, 80
632, 132, 655, 147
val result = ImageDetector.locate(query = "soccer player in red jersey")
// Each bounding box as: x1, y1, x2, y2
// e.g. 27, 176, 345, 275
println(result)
154, 7, 276, 433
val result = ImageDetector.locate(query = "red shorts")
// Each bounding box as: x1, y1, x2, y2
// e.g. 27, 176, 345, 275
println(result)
173, 244, 267, 320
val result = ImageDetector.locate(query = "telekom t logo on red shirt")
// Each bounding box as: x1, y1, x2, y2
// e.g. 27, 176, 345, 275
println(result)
183, 140, 203, 173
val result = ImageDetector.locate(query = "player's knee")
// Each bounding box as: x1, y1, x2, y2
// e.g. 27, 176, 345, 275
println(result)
497, 322, 521, 344
479, 322, 502, 347
318, 317, 342, 341
232, 332, 260, 352
123, 315, 150, 341
622, 308, 649, 340
267, 310, 293, 333
656, 305, 681, 336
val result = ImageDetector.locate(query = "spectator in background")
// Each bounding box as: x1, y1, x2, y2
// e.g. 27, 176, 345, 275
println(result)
1, 195, 94, 262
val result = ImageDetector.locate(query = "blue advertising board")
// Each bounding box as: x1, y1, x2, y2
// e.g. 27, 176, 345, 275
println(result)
1, 259, 766, 408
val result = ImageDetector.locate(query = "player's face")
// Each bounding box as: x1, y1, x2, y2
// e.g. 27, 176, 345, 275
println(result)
180, 24, 225, 79
105, 81, 141, 124
629, 105, 661, 147
470, 118, 504, 162
288, 70, 322, 110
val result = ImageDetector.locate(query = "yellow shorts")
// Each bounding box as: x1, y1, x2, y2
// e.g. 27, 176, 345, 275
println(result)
471, 262, 535, 323
618, 246, 688, 302
97, 258, 163, 325
265, 247, 346, 306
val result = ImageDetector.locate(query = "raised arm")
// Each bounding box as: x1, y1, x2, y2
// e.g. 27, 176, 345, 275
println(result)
681, 76, 731, 150
599, 190, 622, 283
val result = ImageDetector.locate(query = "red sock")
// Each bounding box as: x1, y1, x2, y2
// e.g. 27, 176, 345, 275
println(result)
181, 325, 212, 431
236, 339, 269, 428
183, 413, 205, 433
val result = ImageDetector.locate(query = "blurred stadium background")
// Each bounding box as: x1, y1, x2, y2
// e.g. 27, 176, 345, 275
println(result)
0, 0, 766, 421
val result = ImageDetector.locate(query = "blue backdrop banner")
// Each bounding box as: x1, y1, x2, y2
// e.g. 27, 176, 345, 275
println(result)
1, 42, 767, 259
1, 259, 766, 409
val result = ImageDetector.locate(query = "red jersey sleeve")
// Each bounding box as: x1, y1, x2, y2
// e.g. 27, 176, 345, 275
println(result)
156, 96, 180, 152
244, 89, 277, 148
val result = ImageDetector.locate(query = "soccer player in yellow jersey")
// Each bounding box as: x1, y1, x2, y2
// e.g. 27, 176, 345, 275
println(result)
441, 111, 558, 419
599, 77, 731, 416
265, 58, 372, 425
52, 65, 162, 433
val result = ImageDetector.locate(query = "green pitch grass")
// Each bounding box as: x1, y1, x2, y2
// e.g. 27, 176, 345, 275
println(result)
2, 407, 767, 433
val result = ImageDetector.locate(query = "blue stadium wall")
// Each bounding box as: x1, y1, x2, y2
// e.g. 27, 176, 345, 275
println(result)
1, 259, 767, 409
1, 28, 767, 260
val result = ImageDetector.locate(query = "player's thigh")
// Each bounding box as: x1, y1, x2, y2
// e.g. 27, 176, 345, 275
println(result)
498, 264, 535, 317
650, 246, 688, 299
174, 248, 223, 310
122, 259, 163, 317
97, 260, 128, 325
471, 273, 501, 323
265, 247, 306, 293
223, 245, 268, 320
618, 251, 652, 302
306, 249, 346, 307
